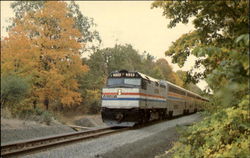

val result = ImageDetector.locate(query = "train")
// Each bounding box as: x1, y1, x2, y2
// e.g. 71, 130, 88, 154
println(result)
101, 70, 208, 127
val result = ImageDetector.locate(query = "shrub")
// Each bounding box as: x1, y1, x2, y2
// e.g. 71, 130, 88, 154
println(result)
1, 107, 12, 119
1, 74, 30, 107
168, 95, 250, 158
39, 110, 53, 125
84, 89, 101, 114
17, 107, 53, 125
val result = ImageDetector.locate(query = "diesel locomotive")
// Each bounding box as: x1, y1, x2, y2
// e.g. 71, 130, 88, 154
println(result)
101, 70, 208, 127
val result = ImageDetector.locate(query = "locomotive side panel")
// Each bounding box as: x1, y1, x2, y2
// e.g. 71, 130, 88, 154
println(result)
139, 81, 167, 109
186, 93, 197, 113
166, 83, 186, 116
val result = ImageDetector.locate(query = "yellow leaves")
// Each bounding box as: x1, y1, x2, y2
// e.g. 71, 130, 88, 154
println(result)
1, 32, 40, 77
81, 64, 89, 73
241, 136, 250, 150
204, 148, 212, 157
41, 1, 67, 19
1, 1, 88, 109
168, 96, 250, 158
224, 144, 232, 152
60, 90, 82, 106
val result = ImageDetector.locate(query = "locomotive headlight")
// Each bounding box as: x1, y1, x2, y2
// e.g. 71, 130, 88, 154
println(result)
118, 89, 122, 95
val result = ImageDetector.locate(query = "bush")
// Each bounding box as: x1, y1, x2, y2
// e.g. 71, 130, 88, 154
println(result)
168, 95, 250, 158
17, 107, 53, 125
1, 74, 30, 107
39, 110, 53, 125
1, 107, 12, 119
84, 89, 101, 114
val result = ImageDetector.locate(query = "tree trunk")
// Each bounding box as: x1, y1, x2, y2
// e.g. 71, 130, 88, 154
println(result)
44, 98, 49, 110
33, 100, 37, 109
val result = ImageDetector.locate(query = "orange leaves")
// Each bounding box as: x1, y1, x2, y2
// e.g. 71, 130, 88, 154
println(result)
38, 2, 67, 19
1, 31, 39, 76
60, 90, 82, 106
1, 1, 88, 109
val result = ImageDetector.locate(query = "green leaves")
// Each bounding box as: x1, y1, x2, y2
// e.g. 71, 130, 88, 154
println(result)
170, 95, 250, 158
165, 31, 199, 67
67, 1, 101, 53
192, 46, 221, 57
152, 1, 249, 85
235, 34, 249, 46
152, 1, 199, 29
1, 74, 30, 107
153, 1, 249, 157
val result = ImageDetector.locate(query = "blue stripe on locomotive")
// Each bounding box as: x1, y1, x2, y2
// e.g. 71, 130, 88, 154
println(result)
102, 98, 166, 102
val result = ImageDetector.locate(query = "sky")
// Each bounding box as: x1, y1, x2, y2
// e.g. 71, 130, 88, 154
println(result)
1, 1, 208, 90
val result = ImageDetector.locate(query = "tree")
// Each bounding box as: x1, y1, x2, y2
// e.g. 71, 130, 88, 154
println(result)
176, 70, 202, 94
1, 1, 88, 110
155, 59, 184, 86
87, 44, 143, 75
152, 1, 249, 157
152, 1, 249, 87
140, 52, 157, 77
9, 1, 101, 53
67, 1, 101, 53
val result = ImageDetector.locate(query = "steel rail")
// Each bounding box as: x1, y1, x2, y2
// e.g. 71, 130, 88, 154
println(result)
1, 126, 128, 157
1, 114, 192, 157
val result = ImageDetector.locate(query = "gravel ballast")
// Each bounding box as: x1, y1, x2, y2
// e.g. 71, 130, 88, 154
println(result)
1, 115, 107, 145
23, 113, 202, 158
1, 118, 75, 145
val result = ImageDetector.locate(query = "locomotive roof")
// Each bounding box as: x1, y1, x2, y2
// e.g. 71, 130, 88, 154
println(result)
137, 72, 159, 82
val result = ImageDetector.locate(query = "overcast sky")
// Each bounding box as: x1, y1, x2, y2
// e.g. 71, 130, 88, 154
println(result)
1, 1, 208, 90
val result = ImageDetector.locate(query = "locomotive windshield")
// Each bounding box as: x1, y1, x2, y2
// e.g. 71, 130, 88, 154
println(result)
107, 78, 141, 88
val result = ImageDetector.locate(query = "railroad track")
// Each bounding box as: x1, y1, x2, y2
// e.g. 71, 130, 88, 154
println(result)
1, 126, 129, 158
0, 114, 191, 158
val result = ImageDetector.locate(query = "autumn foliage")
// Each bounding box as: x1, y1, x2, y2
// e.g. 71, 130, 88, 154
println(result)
1, 1, 88, 110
